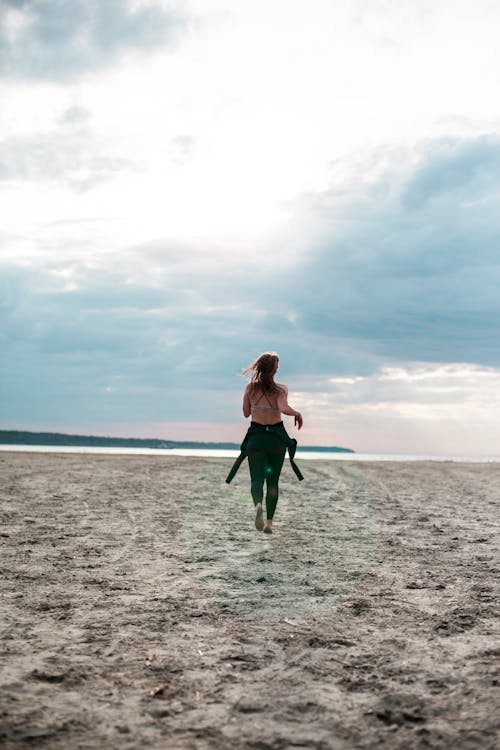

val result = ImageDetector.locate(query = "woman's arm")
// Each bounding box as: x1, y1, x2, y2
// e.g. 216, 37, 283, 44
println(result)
242, 383, 251, 418
277, 385, 303, 429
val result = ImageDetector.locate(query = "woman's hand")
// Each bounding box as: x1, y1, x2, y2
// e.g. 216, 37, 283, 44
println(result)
277, 385, 303, 428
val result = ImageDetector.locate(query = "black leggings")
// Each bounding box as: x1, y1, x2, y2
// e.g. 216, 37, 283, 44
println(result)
247, 428, 286, 520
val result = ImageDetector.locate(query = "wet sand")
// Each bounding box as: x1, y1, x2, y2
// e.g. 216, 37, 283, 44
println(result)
0, 452, 499, 749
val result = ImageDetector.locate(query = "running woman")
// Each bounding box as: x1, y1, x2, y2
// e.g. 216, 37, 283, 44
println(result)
241, 352, 303, 533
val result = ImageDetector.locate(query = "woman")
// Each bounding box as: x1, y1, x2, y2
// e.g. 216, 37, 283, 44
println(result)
241, 352, 303, 534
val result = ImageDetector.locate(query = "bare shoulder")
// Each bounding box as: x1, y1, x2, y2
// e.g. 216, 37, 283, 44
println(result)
276, 382, 288, 393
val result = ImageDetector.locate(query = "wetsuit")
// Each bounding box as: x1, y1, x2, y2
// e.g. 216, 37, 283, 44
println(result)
246, 422, 286, 519
226, 419, 304, 520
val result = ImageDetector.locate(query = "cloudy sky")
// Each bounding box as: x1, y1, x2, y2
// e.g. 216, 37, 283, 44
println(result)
1, 0, 500, 455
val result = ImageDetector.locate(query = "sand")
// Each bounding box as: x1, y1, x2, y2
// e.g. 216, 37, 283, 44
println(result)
0, 451, 499, 750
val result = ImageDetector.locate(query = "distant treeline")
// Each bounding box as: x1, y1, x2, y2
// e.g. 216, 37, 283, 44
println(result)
0, 429, 354, 453
0, 430, 237, 450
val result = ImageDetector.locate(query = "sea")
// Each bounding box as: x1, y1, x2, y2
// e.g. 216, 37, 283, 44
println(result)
0, 444, 499, 462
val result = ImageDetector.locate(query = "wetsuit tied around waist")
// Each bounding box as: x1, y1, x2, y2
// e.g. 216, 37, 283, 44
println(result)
225, 421, 304, 484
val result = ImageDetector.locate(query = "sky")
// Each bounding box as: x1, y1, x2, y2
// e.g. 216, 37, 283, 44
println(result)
1, 0, 500, 455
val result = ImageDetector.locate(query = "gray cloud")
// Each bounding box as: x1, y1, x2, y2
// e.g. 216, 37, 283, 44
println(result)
2, 134, 500, 432
58, 106, 92, 126
0, 129, 138, 190
402, 135, 500, 209
285, 134, 500, 368
0, 241, 323, 430
0, 0, 185, 81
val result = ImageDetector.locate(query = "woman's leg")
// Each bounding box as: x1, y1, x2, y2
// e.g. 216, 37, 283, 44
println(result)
247, 446, 267, 530
264, 443, 286, 522
247, 446, 266, 507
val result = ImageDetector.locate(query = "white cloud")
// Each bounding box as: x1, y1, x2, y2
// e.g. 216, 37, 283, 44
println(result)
295, 363, 500, 455
3, 0, 500, 246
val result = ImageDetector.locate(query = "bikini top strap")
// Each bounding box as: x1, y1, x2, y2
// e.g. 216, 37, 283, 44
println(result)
254, 389, 275, 407
264, 391, 275, 407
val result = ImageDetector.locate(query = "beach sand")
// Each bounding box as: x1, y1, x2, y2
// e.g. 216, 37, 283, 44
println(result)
0, 452, 499, 749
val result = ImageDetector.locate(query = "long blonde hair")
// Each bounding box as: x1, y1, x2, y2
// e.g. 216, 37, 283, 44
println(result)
243, 351, 281, 394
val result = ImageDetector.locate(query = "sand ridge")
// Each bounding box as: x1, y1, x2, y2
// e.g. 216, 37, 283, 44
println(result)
0, 452, 499, 749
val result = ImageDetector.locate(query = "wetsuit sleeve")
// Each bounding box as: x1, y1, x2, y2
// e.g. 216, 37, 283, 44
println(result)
226, 452, 246, 483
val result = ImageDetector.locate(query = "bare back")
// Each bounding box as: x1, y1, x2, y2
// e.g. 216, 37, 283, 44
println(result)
244, 383, 286, 425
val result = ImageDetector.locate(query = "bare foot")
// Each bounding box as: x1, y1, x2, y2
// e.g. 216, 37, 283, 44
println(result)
255, 504, 264, 531
263, 521, 273, 534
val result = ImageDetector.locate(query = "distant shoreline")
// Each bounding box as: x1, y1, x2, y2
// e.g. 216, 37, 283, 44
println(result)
0, 429, 355, 454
